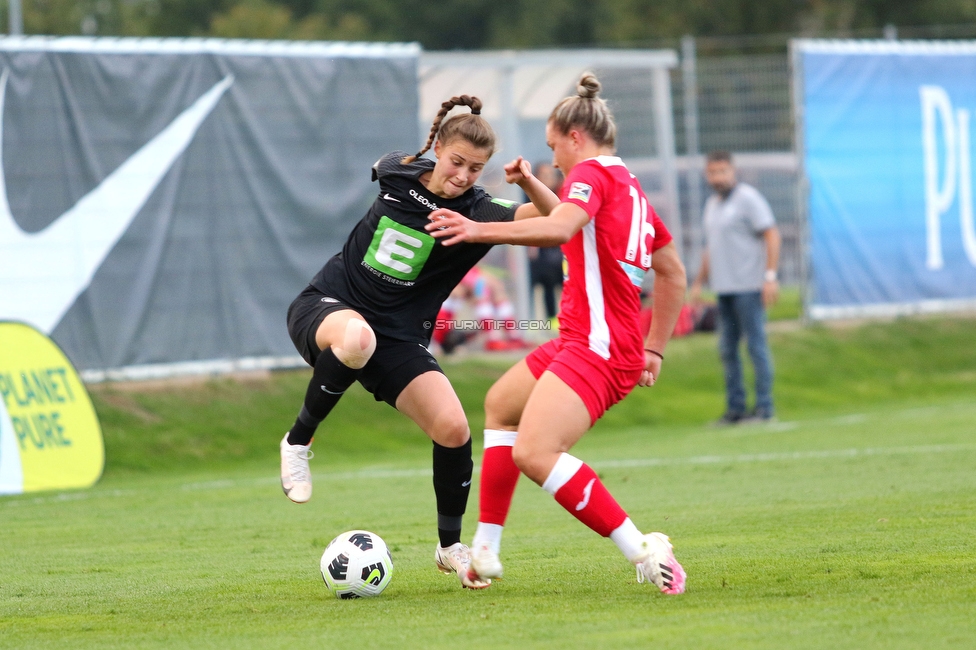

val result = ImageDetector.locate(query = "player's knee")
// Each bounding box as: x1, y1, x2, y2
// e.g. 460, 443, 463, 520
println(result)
331, 318, 376, 369
511, 441, 542, 480
432, 413, 470, 449
511, 443, 548, 484
484, 383, 507, 420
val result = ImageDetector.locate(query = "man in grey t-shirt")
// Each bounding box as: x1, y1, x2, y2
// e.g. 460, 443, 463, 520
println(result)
691, 151, 781, 423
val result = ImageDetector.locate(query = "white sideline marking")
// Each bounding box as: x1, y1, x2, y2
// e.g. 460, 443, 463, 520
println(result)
832, 413, 870, 425
6, 400, 976, 507
723, 402, 976, 437
182, 479, 236, 490
5, 442, 975, 509
590, 443, 976, 470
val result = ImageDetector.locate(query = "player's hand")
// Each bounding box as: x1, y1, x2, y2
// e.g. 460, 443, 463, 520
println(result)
638, 352, 663, 387
504, 156, 532, 185
426, 208, 482, 246
689, 281, 702, 305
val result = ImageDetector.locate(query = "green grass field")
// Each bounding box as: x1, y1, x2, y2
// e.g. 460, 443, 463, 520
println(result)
2, 316, 975, 648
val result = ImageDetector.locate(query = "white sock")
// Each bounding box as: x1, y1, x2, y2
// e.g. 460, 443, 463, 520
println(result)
472, 522, 504, 555
609, 518, 646, 563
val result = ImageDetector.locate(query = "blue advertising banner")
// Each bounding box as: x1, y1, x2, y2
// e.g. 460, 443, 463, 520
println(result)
796, 40, 976, 318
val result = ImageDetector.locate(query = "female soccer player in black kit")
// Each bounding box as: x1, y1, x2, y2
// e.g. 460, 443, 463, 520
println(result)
281, 95, 558, 588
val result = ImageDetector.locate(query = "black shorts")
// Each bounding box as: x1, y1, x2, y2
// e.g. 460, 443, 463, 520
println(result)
286, 285, 444, 407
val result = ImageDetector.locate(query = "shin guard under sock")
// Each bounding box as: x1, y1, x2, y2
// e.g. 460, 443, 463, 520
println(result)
287, 347, 360, 445
478, 429, 520, 526
432, 438, 473, 548
542, 453, 628, 537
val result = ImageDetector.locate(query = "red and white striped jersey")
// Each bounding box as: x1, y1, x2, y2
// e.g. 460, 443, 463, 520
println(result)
558, 156, 672, 369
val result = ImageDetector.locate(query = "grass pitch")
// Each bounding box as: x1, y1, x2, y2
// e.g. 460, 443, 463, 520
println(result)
1, 316, 975, 649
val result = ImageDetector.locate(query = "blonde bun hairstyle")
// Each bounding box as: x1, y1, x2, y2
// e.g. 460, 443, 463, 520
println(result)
577, 73, 601, 99
548, 72, 616, 148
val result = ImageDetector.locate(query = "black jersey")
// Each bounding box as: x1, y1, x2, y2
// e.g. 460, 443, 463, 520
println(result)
310, 151, 519, 344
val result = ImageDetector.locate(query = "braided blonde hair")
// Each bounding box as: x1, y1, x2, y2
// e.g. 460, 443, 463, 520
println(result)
548, 73, 616, 148
402, 95, 496, 164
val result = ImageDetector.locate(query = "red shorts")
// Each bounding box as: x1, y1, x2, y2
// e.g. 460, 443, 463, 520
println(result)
525, 338, 643, 425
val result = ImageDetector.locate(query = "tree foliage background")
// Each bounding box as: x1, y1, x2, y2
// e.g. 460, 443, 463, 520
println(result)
6, 0, 976, 47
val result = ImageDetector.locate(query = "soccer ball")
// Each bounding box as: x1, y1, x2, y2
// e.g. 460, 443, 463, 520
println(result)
320, 530, 394, 599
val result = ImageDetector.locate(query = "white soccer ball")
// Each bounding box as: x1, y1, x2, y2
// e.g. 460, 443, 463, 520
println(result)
320, 530, 394, 599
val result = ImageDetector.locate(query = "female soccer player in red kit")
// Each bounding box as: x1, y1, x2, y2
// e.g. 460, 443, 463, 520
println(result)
426, 73, 688, 594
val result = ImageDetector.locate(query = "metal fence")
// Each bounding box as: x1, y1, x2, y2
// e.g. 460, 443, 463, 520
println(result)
419, 50, 682, 322
589, 38, 800, 285
664, 26, 976, 287
419, 42, 803, 302
676, 39, 798, 285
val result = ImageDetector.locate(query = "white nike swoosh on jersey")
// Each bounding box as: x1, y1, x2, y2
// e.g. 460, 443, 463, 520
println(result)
383, 193, 401, 202
0, 69, 233, 333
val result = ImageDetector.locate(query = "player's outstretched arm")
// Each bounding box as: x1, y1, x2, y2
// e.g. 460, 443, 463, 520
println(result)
504, 157, 560, 220
639, 242, 687, 387
427, 202, 589, 247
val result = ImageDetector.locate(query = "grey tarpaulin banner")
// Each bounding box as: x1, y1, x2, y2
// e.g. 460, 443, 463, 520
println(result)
0, 37, 420, 377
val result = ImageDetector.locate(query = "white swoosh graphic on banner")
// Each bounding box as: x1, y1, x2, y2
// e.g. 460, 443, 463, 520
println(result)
0, 70, 234, 333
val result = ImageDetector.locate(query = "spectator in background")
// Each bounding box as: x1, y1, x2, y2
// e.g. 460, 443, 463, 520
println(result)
690, 150, 781, 424
527, 163, 565, 321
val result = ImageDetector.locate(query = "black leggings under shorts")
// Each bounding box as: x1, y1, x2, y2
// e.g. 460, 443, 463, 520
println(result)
286, 284, 444, 408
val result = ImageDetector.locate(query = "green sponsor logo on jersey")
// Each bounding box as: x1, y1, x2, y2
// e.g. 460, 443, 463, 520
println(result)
364, 216, 435, 281
491, 198, 518, 208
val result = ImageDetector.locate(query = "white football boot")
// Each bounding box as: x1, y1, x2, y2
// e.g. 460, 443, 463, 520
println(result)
470, 541, 504, 581
635, 532, 687, 595
435, 542, 491, 589
280, 434, 313, 503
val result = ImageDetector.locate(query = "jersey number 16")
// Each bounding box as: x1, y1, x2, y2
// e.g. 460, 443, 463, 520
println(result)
625, 186, 655, 268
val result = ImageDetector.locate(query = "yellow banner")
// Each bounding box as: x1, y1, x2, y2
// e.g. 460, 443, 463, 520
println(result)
0, 322, 103, 494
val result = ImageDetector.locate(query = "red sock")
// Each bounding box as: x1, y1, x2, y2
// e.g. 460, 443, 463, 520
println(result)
544, 454, 627, 537
478, 430, 521, 525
